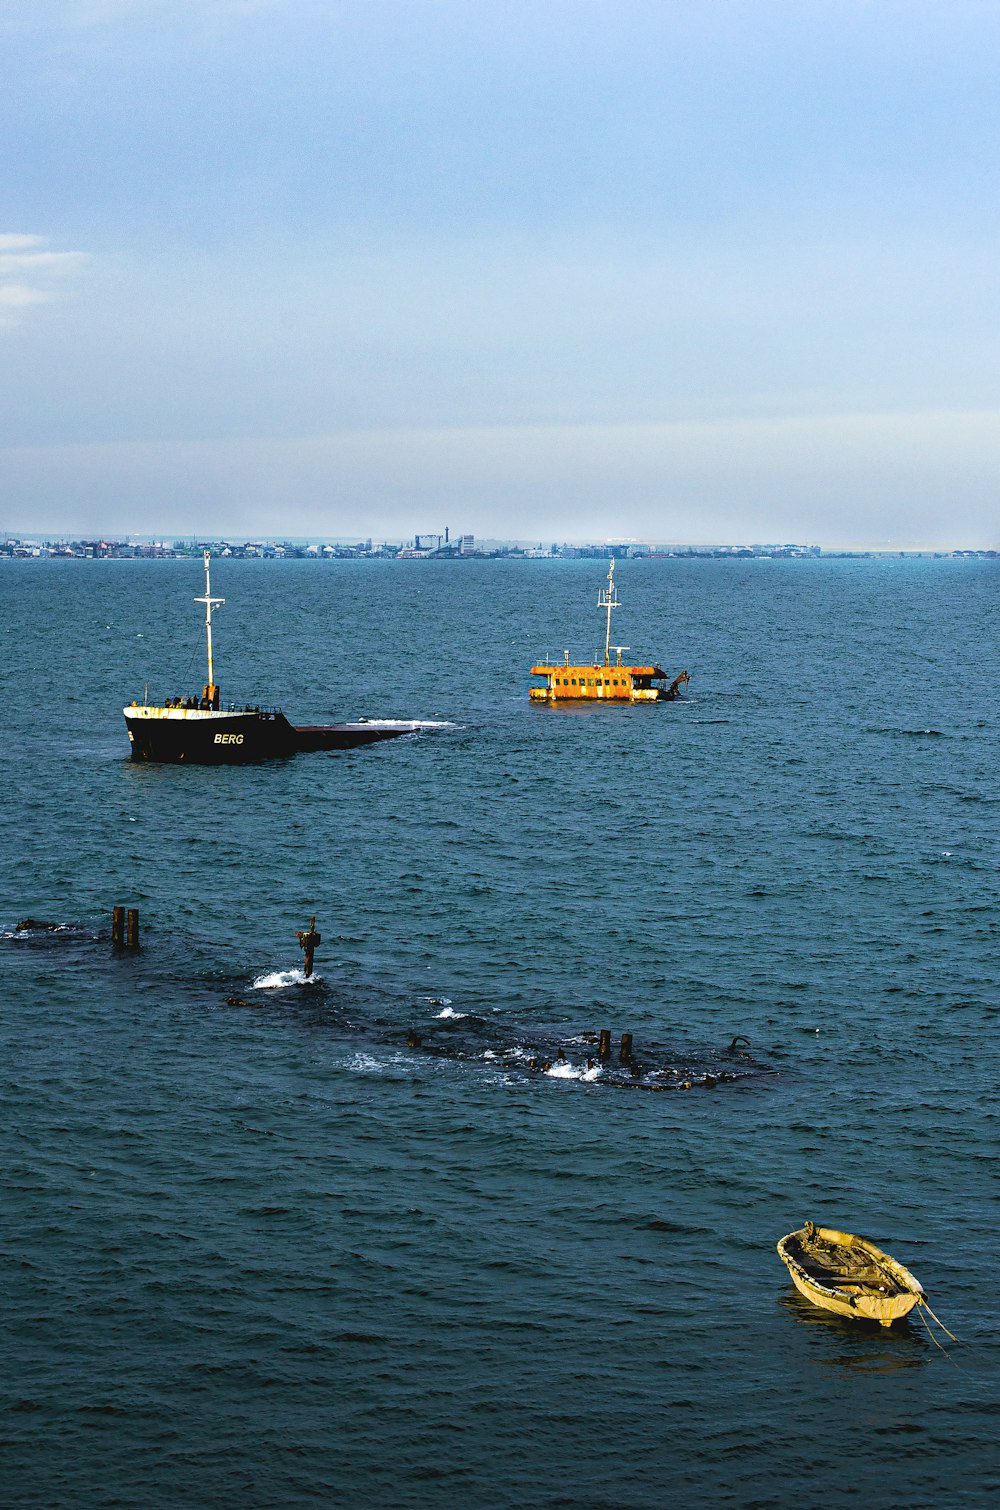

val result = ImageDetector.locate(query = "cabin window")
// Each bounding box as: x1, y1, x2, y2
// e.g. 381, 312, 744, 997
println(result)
571, 677, 577, 685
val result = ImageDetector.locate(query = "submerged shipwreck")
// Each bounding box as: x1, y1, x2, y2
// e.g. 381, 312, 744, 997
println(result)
10, 912, 770, 1096
397, 1020, 766, 1092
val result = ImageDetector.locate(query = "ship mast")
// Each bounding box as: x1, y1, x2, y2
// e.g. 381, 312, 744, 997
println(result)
597, 558, 620, 667
194, 550, 224, 699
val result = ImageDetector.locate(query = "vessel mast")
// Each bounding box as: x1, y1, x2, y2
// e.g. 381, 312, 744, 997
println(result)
194, 550, 225, 692
597, 558, 620, 667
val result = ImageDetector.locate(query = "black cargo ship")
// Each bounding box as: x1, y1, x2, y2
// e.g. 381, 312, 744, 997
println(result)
124, 553, 442, 763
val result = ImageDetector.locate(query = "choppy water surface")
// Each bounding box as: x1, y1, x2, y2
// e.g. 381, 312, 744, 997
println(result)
1, 557, 997, 1509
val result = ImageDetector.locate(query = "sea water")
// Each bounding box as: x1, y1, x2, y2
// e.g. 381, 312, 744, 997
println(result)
1, 556, 997, 1509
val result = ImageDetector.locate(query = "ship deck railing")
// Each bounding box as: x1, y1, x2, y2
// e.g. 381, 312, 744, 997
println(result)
154, 700, 285, 716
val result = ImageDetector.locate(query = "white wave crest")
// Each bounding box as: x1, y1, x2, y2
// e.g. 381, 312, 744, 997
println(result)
435, 1006, 465, 1019
252, 967, 321, 989
356, 719, 458, 729
545, 1060, 602, 1081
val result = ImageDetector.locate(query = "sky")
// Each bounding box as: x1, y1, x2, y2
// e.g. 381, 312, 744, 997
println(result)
2, 0, 999, 546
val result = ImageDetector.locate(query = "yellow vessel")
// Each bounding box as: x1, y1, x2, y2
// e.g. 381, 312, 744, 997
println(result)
530, 560, 689, 703
777, 1222, 927, 1327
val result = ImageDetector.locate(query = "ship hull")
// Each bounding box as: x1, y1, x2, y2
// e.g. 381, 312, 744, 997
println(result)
529, 665, 690, 703
529, 685, 676, 703
124, 708, 417, 763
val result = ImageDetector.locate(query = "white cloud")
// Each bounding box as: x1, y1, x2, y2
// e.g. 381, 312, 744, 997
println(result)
0, 234, 86, 328
0, 234, 46, 252
0, 252, 86, 276
0, 285, 53, 310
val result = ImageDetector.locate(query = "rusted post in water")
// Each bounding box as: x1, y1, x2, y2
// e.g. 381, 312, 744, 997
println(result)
619, 1032, 633, 1063
112, 906, 125, 948
126, 908, 140, 949
599, 1029, 611, 1058
296, 915, 321, 977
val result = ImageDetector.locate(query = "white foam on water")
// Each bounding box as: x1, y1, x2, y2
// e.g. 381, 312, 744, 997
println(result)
349, 1053, 386, 1074
357, 719, 458, 729
4, 923, 83, 939
498, 1045, 539, 1064
252, 967, 321, 989
544, 1061, 576, 1079
545, 1060, 602, 1082
486, 1070, 522, 1088
347, 1051, 414, 1077
435, 1006, 465, 1019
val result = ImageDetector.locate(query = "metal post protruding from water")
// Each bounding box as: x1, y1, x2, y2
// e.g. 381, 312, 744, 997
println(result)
619, 1032, 633, 1063
296, 915, 321, 978
112, 905, 125, 948
599, 1028, 612, 1058
126, 908, 140, 949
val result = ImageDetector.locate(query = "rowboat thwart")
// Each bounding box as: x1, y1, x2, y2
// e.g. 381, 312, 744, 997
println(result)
777, 1221, 926, 1327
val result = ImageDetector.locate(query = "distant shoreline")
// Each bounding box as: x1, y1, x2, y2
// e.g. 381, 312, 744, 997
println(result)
2, 539, 996, 563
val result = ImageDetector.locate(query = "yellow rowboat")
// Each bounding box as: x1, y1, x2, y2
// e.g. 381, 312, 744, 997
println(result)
777, 1222, 927, 1327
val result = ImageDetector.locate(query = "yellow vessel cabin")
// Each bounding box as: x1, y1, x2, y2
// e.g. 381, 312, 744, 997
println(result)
530, 560, 690, 704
